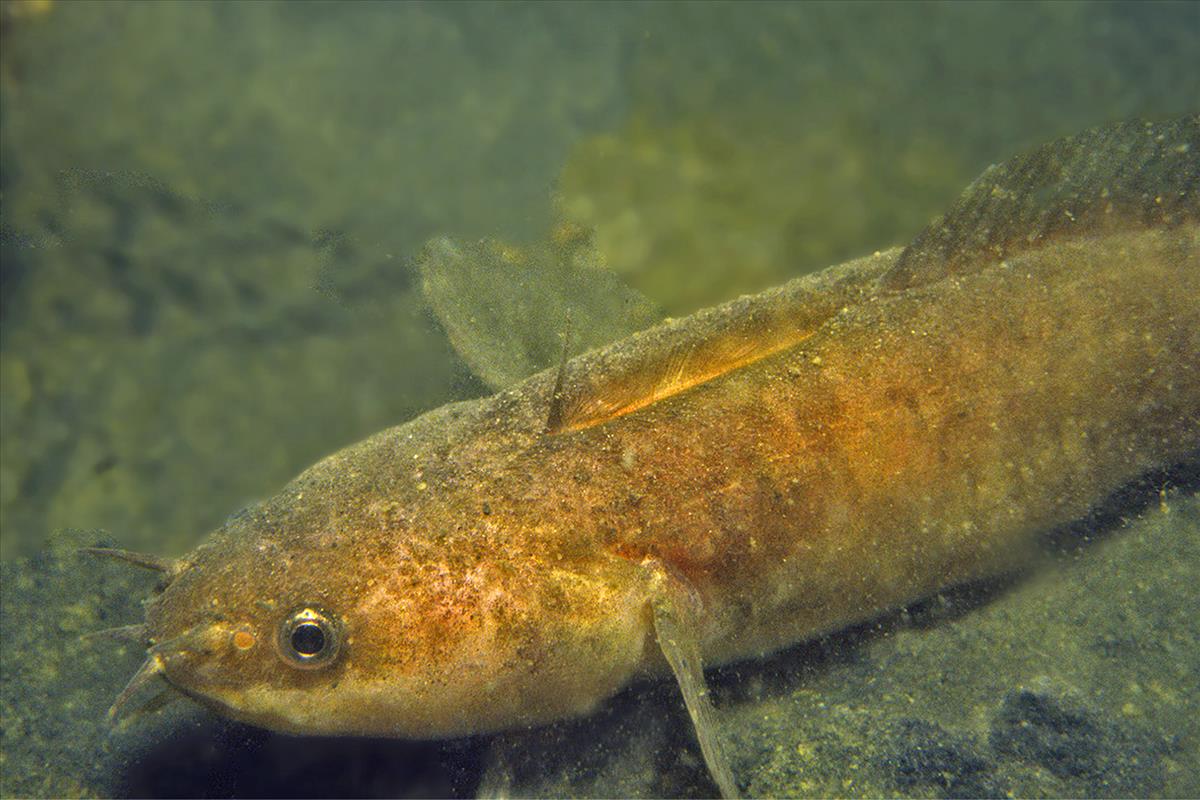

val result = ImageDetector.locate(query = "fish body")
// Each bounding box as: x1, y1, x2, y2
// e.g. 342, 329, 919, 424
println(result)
102, 116, 1199, 796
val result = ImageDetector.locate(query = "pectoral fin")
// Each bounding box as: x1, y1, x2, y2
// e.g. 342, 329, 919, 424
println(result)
643, 559, 739, 800
419, 232, 661, 390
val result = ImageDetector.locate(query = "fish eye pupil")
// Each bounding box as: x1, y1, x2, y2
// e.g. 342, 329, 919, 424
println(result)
290, 622, 325, 656
277, 606, 341, 669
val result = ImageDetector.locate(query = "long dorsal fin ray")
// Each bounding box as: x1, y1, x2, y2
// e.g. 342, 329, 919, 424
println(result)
545, 315, 573, 433
882, 114, 1200, 290
546, 250, 896, 434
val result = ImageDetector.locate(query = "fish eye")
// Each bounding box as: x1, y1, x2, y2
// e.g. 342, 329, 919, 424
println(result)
277, 606, 341, 669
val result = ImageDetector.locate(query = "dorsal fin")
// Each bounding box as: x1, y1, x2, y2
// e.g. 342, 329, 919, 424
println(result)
420, 234, 661, 391
543, 115, 1200, 435
546, 250, 895, 434
882, 114, 1200, 290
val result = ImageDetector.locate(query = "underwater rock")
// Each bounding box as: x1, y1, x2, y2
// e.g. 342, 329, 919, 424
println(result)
882, 718, 995, 799
990, 687, 1172, 797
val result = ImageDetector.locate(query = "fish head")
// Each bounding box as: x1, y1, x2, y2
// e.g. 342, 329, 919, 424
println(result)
125, 510, 372, 734
116, 437, 650, 738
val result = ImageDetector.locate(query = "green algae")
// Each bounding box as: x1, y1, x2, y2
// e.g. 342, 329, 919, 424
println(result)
557, 111, 969, 314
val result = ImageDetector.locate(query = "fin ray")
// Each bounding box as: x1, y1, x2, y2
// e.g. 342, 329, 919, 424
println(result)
547, 249, 897, 434
643, 558, 740, 799
420, 235, 661, 390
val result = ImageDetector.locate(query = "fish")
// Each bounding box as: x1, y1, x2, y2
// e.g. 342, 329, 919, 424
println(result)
89, 115, 1199, 798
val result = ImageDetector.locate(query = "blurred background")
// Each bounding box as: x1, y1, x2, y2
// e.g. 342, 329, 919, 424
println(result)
1, 2, 1197, 797
4, 0, 1198, 564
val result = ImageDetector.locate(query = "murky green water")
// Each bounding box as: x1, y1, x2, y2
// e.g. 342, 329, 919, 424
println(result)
1, 2, 1197, 797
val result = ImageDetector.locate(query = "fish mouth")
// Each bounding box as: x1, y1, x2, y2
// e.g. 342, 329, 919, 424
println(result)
105, 626, 214, 719
80, 545, 194, 720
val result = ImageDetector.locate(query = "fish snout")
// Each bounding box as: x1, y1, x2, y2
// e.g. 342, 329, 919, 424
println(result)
82, 545, 261, 719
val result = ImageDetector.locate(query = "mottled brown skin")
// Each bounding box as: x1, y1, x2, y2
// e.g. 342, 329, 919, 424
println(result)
142, 221, 1199, 741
